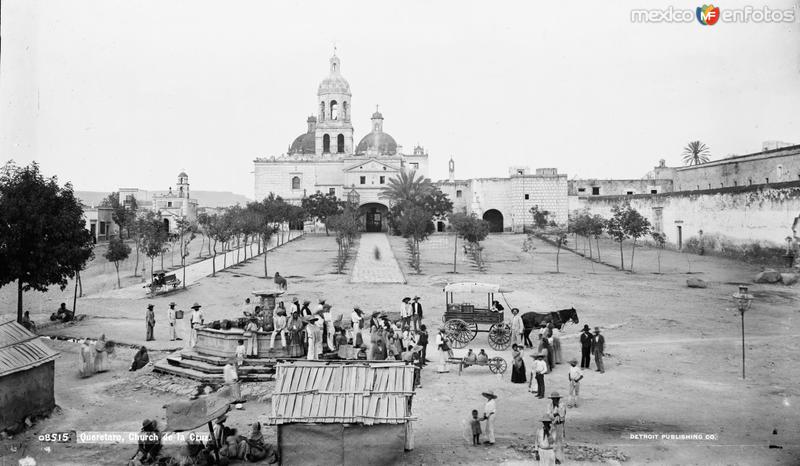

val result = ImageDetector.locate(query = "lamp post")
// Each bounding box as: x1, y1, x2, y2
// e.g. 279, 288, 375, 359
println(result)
733, 285, 754, 379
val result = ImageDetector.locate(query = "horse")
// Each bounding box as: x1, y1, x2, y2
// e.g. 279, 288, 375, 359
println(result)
520, 308, 579, 348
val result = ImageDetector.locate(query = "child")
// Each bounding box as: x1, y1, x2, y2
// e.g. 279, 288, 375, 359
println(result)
470, 409, 482, 445
567, 358, 583, 408
235, 339, 246, 367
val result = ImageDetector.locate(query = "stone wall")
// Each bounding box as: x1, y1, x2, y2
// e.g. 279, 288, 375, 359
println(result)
569, 178, 673, 196
0, 362, 55, 431
574, 182, 800, 250
673, 145, 800, 191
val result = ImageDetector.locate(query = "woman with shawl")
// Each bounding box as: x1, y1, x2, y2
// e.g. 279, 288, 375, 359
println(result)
510, 344, 527, 383
79, 339, 94, 378
285, 311, 305, 357
94, 334, 109, 373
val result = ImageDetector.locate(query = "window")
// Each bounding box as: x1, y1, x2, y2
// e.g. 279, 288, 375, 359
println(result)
591, 187, 600, 195
342, 101, 348, 120
456, 190, 462, 198
329, 188, 336, 195
99, 222, 106, 235
524, 194, 530, 200
319, 102, 325, 122
577, 188, 586, 193
360, 176, 366, 185
410, 162, 419, 170
337, 134, 345, 153
167, 201, 173, 207
765, 178, 769, 184
330, 100, 338, 120
292, 176, 301, 190
650, 189, 658, 194
517, 169, 524, 175
323, 134, 331, 153
379, 176, 385, 184
626, 191, 634, 195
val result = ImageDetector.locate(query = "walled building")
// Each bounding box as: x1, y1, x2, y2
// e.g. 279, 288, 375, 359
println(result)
571, 143, 800, 252
435, 161, 568, 232
119, 171, 198, 232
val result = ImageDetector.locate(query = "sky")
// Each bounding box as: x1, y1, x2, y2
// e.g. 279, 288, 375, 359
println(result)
2, 0, 799, 198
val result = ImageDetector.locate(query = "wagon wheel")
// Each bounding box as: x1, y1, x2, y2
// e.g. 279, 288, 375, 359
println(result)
488, 323, 512, 351
444, 319, 475, 349
488, 357, 507, 374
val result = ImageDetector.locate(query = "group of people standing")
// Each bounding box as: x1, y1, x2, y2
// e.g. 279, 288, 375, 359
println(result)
78, 334, 112, 377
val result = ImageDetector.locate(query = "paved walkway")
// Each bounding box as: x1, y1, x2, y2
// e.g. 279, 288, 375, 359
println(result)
91, 231, 302, 299
350, 233, 406, 284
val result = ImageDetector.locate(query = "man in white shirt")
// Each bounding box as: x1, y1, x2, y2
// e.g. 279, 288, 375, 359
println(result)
240, 297, 252, 316
400, 297, 411, 327
567, 359, 583, 408
189, 303, 204, 348
167, 302, 178, 341
350, 306, 363, 344
510, 308, 524, 346
322, 304, 335, 351
530, 353, 547, 399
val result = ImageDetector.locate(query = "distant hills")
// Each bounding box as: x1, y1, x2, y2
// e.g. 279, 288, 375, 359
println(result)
75, 190, 251, 208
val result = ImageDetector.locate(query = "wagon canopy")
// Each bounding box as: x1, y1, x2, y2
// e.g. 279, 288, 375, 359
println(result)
443, 282, 513, 294
251, 290, 286, 297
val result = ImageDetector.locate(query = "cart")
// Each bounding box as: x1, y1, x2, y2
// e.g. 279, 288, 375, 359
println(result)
448, 356, 508, 375
442, 282, 513, 351
145, 269, 181, 294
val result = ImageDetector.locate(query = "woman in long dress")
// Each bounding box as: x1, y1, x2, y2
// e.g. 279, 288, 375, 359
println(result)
79, 339, 94, 378
510, 344, 527, 383
435, 329, 449, 373
94, 334, 108, 373
285, 312, 305, 357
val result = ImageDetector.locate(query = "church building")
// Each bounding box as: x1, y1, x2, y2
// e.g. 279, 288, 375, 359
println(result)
254, 53, 568, 233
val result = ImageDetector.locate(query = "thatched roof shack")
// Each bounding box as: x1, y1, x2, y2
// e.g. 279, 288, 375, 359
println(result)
266, 360, 417, 466
0, 321, 59, 431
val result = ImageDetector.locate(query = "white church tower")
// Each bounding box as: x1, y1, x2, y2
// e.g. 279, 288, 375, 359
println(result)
315, 53, 354, 156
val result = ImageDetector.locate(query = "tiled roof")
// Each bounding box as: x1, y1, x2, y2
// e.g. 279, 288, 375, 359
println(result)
268, 361, 415, 425
0, 320, 59, 377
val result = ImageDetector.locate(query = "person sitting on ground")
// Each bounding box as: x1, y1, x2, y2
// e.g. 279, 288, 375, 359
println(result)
129, 346, 150, 371
476, 349, 489, 364
21, 311, 36, 332
245, 422, 269, 462
463, 349, 477, 367
135, 419, 162, 464
51, 302, 74, 322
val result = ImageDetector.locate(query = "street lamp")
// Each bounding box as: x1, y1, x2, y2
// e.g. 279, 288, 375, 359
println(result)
347, 185, 360, 207
733, 285, 754, 379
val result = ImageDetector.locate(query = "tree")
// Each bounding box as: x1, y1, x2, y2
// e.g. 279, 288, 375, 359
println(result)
587, 214, 606, 262
521, 235, 537, 272
103, 191, 137, 239
605, 204, 629, 270
682, 140, 711, 166
381, 170, 452, 235
206, 213, 231, 277
327, 207, 360, 273
301, 192, 344, 235
138, 211, 170, 279
651, 231, 666, 274
104, 237, 131, 288
0, 162, 95, 322
551, 227, 568, 273
624, 207, 652, 272
449, 212, 490, 273
397, 206, 435, 273
196, 212, 210, 258
176, 218, 196, 289
530, 205, 551, 230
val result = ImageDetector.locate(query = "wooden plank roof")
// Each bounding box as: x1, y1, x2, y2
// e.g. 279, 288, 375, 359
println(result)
0, 320, 59, 377
267, 361, 415, 425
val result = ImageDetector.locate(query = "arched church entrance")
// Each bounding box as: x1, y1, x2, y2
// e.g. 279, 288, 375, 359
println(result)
482, 209, 504, 233
359, 203, 389, 233
163, 218, 170, 232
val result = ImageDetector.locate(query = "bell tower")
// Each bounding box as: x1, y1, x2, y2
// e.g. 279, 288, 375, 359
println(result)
315, 52, 354, 156
177, 171, 189, 199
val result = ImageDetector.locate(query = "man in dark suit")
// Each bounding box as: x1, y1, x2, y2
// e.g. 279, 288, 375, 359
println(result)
592, 327, 605, 373
579, 325, 592, 369
411, 296, 423, 331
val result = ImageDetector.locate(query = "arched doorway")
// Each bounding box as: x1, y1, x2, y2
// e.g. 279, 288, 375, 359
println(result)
358, 202, 389, 233
482, 209, 503, 232
437, 221, 446, 233
163, 218, 170, 232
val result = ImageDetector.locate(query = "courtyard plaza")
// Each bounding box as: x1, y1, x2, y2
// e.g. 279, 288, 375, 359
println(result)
0, 233, 798, 465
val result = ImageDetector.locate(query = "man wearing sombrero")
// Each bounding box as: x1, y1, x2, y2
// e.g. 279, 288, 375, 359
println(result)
167, 302, 180, 341
546, 391, 567, 462
579, 324, 592, 369
535, 414, 556, 465
480, 390, 498, 445
189, 303, 204, 348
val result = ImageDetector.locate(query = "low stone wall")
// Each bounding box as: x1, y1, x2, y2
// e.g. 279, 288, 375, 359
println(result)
195, 328, 289, 358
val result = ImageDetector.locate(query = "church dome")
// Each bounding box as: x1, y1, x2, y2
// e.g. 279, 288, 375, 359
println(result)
178, 171, 188, 178
289, 132, 316, 155
356, 132, 397, 156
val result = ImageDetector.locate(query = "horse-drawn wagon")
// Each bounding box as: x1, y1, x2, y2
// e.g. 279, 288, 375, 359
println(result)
442, 282, 513, 351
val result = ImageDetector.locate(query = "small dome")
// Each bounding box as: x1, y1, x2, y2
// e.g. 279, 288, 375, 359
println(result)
372, 111, 383, 120
307, 116, 317, 123
356, 132, 397, 156
318, 54, 351, 96
178, 171, 188, 178
289, 132, 316, 155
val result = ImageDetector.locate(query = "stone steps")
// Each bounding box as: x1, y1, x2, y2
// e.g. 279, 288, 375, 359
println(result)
152, 351, 275, 382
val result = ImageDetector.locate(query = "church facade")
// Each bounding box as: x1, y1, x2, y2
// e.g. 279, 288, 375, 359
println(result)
254, 53, 567, 233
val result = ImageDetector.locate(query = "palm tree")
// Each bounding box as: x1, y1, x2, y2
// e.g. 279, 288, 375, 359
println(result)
682, 141, 711, 166
379, 170, 433, 205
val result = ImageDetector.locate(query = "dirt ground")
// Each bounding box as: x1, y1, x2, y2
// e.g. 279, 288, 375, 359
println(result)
1, 233, 799, 465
